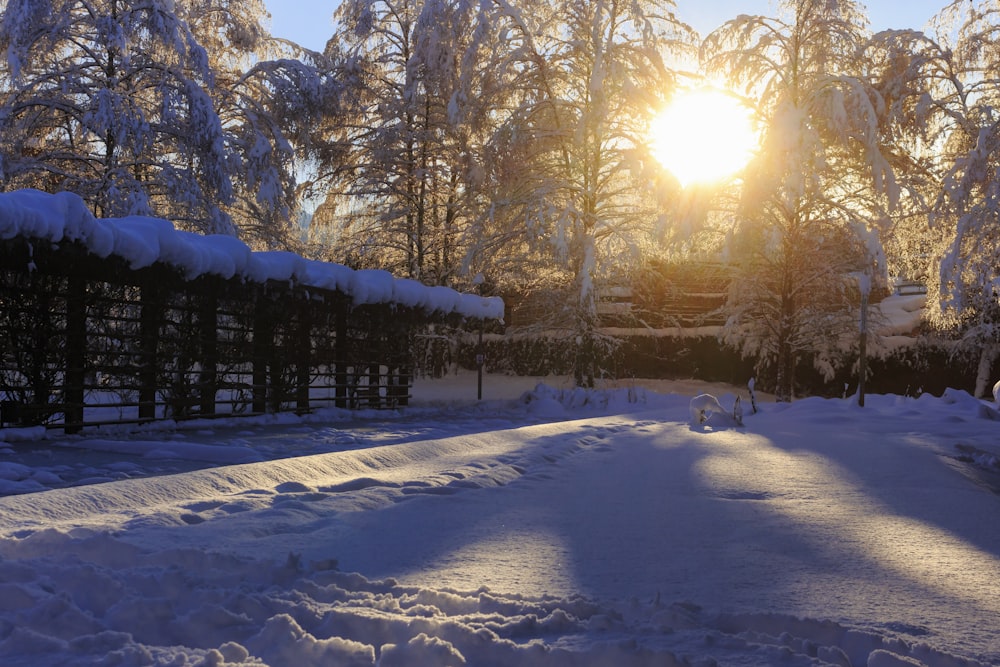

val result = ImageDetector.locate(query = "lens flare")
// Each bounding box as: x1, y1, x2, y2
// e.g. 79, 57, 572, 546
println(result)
651, 88, 758, 187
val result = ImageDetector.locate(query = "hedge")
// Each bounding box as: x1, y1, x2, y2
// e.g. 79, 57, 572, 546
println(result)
425, 330, 983, 399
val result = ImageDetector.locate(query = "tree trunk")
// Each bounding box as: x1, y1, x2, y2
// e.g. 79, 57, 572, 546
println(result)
571, 221, 598, 388
573, 324, 596, 389
975, 343, 998, 399
774, 290, 796, 402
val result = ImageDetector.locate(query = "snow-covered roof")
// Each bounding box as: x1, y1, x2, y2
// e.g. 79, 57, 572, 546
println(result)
0, 189, 503, 320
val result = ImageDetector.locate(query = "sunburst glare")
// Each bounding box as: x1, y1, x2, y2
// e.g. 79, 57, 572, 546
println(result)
650, 88, 758, 187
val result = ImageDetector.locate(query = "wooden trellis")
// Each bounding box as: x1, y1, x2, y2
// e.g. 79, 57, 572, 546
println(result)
0, 236, 428, 432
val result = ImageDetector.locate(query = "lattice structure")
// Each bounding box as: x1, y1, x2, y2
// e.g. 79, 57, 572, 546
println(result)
0, 237, 428, 432
631, 262, 733, 328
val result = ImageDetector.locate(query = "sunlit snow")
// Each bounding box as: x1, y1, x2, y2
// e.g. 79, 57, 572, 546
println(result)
1, 374, 999, 666
0, 189, 503, 320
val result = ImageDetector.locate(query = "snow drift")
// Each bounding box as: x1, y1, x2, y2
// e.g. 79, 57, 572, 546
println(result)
0, 189, 503, 320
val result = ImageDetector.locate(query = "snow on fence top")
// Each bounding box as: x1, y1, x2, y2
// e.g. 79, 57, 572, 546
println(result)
0, 189, 504, 321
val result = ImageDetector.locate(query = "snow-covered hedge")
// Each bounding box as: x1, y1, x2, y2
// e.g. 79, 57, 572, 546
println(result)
0, 189, 503, 321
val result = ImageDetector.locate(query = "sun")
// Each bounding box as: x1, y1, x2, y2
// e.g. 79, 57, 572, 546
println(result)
650, 88, 758, 187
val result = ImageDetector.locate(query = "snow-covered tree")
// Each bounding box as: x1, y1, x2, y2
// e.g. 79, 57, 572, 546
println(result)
861, 27, 949, 287
182, 0, 306, 245
309, 0, 476, 283
466, 0, 694, 386
879, 0, 1000, 396
0, 0, 234, 231
220, 47, 348, 249
702, 0, 897, 401
0, 0, 331, 246
438, 0, 577, 305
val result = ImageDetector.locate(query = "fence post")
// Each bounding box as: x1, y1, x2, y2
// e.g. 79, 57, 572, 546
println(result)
138, 281, 161, 422
395, 317, 411, 407
367, 312, 384, 408
199, 284, 218, 416
296, 302, 312, 413
64, 274, 87, 432
395, 363, 411, 407
252, 290, 273, 414
335, 301, 349, 409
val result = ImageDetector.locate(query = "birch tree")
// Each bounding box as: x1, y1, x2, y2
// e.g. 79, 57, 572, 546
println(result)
861, 26, 947, 289
0, 0, 330, 246
897, 0, 1000, 396
469, 0, 694, 386
0, 0, 235, 231
220, 48, 346, 248
309, 0, 475, 283
702, 0, 897, 401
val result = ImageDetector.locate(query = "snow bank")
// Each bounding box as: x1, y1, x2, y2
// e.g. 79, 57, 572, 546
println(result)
0, 189, 503, 320
877, 293, 926, 336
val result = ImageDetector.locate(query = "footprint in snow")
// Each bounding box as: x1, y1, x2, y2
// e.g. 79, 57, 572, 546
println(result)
274, 481, 314, 493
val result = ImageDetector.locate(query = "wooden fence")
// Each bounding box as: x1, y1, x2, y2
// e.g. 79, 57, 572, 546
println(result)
0, 236, 443, 432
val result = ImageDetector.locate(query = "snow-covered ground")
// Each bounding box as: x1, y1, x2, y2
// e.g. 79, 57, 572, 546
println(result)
1, 373, 999, 666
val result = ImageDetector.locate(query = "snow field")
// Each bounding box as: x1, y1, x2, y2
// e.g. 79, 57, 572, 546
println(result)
0, 377, 998, 666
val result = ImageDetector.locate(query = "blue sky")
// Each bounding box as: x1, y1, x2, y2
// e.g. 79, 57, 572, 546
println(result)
264, 0, 948, 52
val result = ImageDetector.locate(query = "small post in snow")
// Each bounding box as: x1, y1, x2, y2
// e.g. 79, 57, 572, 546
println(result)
476, 324, 484, 401
474, 273, 486, 401
858, 279, 869, 408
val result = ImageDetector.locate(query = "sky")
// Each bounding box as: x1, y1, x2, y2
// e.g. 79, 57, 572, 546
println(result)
264, 0, 950, 52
